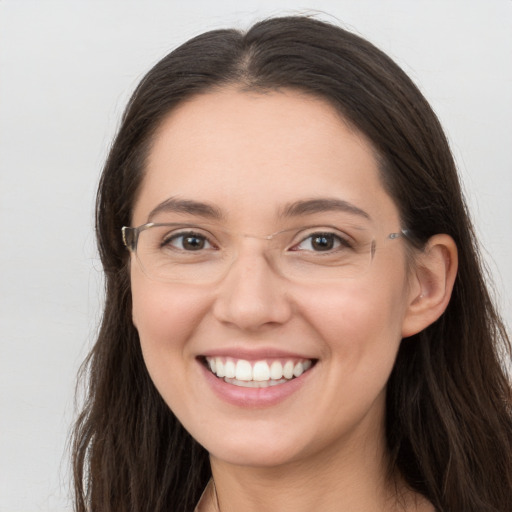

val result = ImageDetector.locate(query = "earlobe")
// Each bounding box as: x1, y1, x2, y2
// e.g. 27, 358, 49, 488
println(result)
132, 301, 139, 329
401, 234, 458, 338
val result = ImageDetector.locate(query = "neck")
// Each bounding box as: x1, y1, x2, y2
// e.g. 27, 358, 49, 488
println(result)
208, 426, 430, 512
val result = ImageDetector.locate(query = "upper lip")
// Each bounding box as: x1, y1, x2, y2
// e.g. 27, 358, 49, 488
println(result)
199, 347, 316, 361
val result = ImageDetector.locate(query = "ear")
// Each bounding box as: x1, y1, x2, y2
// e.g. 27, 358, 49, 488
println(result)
401, 234, 458, 338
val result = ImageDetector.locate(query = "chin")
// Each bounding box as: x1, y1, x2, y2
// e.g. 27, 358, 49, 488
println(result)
209, 443, 302, 469
194, 421, 310, 469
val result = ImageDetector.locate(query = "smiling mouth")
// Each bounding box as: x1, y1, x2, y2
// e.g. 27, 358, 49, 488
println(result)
202, 356, 317, 388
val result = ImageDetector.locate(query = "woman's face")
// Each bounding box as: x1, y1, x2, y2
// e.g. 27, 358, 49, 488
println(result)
130, 88, 416, 469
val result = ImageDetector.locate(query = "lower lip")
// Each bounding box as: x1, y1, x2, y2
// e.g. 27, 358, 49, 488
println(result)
199, 361, 313, 408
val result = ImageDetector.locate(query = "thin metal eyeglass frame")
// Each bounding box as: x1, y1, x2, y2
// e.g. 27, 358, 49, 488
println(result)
122, 223, 410, 281
122, 223, 409, 251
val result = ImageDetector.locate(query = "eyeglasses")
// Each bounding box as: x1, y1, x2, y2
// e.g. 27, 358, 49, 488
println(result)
122, 222, 408, 284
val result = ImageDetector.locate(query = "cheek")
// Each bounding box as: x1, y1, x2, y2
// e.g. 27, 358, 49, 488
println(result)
132, 282, 199, 345
130, 268, 209, 388
299, 274, 409, 370
130, 254, 206, 337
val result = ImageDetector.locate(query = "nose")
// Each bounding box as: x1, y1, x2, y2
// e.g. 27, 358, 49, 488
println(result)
212, 245, 293, 331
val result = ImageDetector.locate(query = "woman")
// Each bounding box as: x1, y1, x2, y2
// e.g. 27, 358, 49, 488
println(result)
72, 16, 512, 512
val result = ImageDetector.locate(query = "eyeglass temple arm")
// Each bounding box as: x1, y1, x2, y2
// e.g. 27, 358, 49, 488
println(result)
122, 226, 136, 251
388, 229, 410, 240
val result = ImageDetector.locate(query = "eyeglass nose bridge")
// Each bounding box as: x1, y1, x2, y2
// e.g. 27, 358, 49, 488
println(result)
238, 230, 283, 243
222, 231, 287, 278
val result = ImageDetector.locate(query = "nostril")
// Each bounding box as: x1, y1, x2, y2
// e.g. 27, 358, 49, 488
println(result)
212, 280, 293, 330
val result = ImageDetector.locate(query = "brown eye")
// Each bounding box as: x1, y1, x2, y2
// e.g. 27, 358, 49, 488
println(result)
311, 234, 336, 251
182, 235, 206, 250
165, 232, 213, 251
294, 232, 344, 252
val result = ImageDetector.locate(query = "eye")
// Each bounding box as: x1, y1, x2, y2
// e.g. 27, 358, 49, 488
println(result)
163, 231, 214, 251
292, 232, 350, 252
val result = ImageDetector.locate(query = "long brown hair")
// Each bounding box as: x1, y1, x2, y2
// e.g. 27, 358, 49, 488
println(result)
72, 16, 512, 512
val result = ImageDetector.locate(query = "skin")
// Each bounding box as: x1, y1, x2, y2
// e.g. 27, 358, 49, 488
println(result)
129, 88, 451, 511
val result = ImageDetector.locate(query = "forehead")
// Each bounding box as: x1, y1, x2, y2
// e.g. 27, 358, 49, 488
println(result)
132, 88, 399, 228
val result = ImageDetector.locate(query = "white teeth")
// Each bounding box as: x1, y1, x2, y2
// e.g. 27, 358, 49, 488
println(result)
216, 359, 225, 378
206, 356, 314, 383
224, 360, 236, 379
270, 360, 283, 380
283, 361, 294, 379
253, 361, 270, 381
293, 362, 304, 377
235, 360, 253, 381
225, 377, 288, 388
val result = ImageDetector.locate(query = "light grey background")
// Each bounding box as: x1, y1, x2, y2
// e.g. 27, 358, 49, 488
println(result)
1, 1, 511, 510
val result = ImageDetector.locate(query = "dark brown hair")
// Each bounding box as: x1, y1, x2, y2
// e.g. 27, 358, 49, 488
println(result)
72, 16, 512, 512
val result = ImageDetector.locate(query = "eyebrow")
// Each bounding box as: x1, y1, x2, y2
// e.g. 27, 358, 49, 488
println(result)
146, 196, 370, 223
147, 197, 224, 222
280, 198, 370, 220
